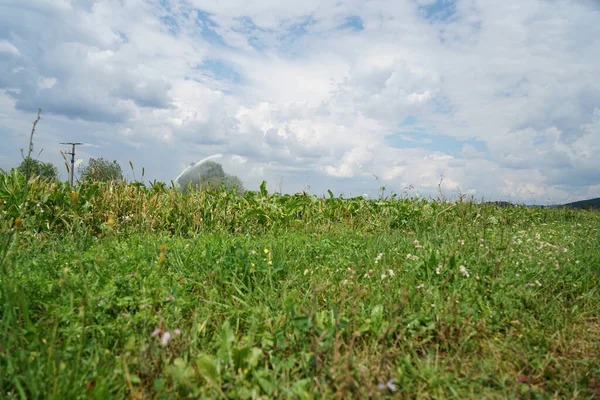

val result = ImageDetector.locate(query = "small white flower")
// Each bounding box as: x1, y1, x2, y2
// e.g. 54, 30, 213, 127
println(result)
435, 265, 442, 275
381, 274, 387, 280
406, 254, 419, 261
388, 269, 394, 277
458, 239, 465, 246
161, 331, 172, 347
342, 279, 349, 285
378, 379, 397, 392
416, 283, 425, 289
375, 253, 384, 263
459, 265, 470, 277
151, 328, 162, 338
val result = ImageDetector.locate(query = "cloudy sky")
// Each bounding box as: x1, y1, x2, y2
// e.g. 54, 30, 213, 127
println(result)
1, 0, 599, 203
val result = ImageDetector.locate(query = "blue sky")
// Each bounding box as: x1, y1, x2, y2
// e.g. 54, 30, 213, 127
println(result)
0, 0, 599, 203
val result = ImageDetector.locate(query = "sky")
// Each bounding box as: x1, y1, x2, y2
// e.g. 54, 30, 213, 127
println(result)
1, 0, 599, 203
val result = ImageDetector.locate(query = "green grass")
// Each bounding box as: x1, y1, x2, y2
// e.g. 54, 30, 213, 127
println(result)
1, 172, 599, 399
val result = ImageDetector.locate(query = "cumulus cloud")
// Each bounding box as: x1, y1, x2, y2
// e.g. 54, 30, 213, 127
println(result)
0, 0, 599, 203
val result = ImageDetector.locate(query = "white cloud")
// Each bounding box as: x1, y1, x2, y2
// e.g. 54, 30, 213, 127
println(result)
37, 76, 57, 90
0, 0, 599, 203
0, 40, 20, 57
460, 144, 484, 159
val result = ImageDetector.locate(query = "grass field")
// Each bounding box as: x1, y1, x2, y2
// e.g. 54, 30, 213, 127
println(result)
1, 172, 599, 399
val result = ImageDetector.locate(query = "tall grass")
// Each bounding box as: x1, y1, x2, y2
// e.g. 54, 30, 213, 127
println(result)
1, 169, 599, 398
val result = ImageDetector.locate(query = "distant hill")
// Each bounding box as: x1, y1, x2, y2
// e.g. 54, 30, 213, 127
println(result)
561, 197, 600, 210
484, 197, 600, 210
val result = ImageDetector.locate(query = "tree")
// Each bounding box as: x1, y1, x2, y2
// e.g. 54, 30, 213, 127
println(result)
222, 174, 245, 196
177, 160, 245, 195
16, 157, 57, 180
78, 158, 123, 182
14, 108, 56, 180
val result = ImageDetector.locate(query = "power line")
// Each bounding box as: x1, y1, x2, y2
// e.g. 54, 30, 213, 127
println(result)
60, 142, 83, 186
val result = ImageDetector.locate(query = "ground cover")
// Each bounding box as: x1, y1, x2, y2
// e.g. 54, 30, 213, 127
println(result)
1, 174, 599, 399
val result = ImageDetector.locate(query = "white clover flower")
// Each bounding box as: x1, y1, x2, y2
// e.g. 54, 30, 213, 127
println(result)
435, 265, 442, 275
161, 331, 172, 347
416, 283, 425, 289
459, 265, 470, 277
406, 254, 419, 261
375, 253, 384, 263
378, 379, 397, 393
381, 274, 387, 280
388, 269, 394, 277
151, 328, 162, 338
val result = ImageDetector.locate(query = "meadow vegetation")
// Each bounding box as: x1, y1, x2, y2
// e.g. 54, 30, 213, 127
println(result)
1, 170, 599, 399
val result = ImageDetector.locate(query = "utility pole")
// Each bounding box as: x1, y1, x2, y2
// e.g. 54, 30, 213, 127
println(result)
60, 142, 83, 186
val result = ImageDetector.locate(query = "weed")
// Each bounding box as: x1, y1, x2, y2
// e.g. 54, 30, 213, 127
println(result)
0, 175, 599, 398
